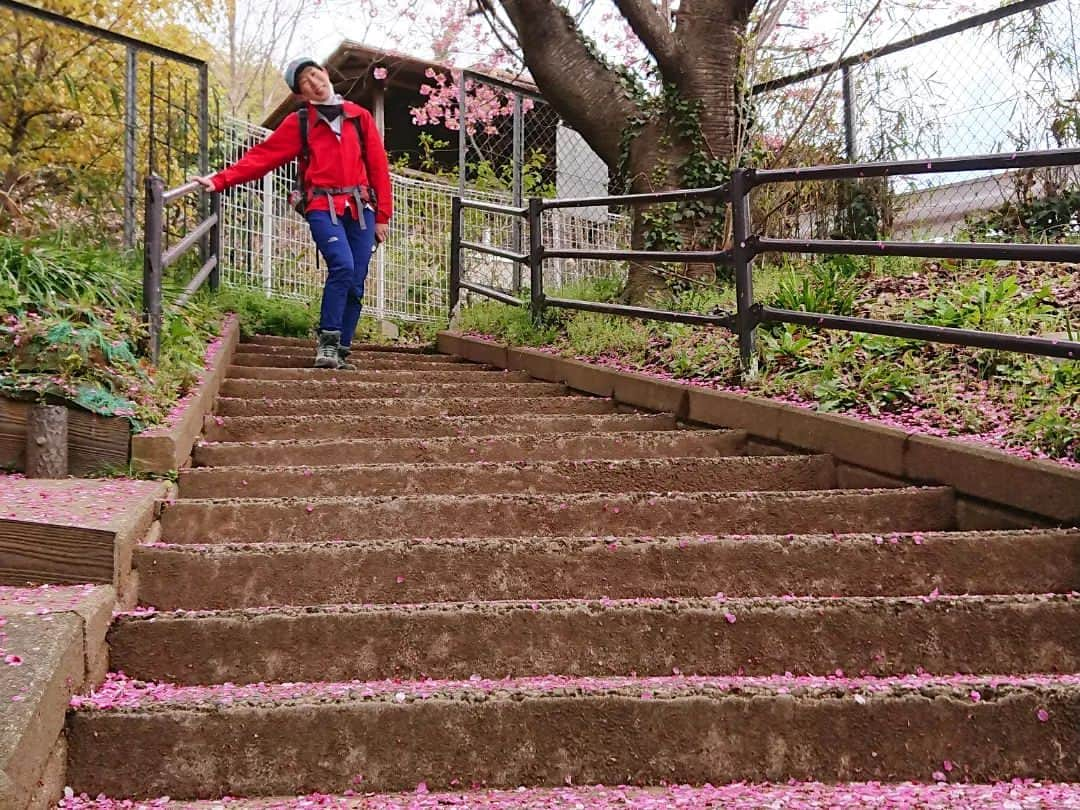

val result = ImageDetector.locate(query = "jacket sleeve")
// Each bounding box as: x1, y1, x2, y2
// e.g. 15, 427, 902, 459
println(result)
360, 109, 393, 224
211, 113, 302, 192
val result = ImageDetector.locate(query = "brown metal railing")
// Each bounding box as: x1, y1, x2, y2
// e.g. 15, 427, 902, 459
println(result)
142, 176, 221, 362
450, 146, 1080, 368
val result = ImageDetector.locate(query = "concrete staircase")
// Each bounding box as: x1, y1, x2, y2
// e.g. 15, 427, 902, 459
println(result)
65, 335, 1080, 802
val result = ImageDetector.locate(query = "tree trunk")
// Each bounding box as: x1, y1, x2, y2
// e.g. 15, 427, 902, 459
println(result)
25, 403, 68, 478
678, 5, 747, 165
490, 0, 757, 305
620, 97, 729, 304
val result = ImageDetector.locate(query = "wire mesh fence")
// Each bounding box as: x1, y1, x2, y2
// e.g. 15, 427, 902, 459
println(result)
749, 0, 1080, 242
216, 119, 534, 322
216, 116, 320, 300
457, 71, 631, 298
215, 70, 632, 323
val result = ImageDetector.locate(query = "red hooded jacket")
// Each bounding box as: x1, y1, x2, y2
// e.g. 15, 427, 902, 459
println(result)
210, 101, 393, 224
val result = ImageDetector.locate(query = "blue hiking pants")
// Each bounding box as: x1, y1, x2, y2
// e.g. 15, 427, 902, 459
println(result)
307, 206, 376, 347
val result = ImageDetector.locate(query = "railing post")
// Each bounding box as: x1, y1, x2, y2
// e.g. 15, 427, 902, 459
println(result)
261, 172, 273, 296
197, 63, 210, 269
730, 169, 756, 372
528, 197, 545, 322
511, 92, 524, 293
208, 191, 222, 291
142, 174, 165, 363
841, 66, 857, 162
449, 196, 462, 319
123, 45, 138, 251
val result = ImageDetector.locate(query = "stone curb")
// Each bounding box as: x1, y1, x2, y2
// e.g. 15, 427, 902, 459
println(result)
438, 332, 1079, 524
0, 585, 114, 810
131, 315, 241, 474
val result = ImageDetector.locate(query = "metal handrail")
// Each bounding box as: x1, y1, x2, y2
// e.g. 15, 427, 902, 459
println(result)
163, 180, 204, 206
449, 145, 1080, 367
539, 185, 728, 211
459, 199, 529, 217
142, 175, 221, 361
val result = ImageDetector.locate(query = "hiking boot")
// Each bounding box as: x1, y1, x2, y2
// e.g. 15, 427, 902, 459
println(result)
314, 330, 341, 368
337, 346, 356, 370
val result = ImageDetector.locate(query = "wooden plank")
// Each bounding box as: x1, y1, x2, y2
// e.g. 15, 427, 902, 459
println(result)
0, 518, 115, 586
0, 398, 130, 475
0, 398, 28, 469
66, 409, 131, 475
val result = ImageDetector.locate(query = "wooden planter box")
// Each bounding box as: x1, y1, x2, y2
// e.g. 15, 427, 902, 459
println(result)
0, 397, 130, 476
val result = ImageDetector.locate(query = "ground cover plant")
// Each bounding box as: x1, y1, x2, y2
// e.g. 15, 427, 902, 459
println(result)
0, 233, 223, 431
216, 286, 441, 346
0, 235, 440, 441
456, 253, 1079, 464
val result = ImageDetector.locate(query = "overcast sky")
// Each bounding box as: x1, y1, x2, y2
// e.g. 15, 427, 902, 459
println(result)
288, 0, 1009, 71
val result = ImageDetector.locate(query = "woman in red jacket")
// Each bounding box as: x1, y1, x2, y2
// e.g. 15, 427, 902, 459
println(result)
195, 57, 393, 369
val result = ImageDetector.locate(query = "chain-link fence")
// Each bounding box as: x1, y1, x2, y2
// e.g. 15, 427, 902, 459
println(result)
749, 0, 1080, 241
456, 70, 630, 299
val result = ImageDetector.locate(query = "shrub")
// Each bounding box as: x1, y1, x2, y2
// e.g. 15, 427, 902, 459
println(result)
0, 234, 222, 430
214, 288, 319, 339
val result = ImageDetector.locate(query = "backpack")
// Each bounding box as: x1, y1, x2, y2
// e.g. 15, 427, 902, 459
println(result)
288, 106, 370, 216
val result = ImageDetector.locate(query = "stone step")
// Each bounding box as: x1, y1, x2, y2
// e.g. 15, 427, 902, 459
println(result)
193, 429, 749, 468
218, 379, 568, 400
108, 594, 1080, 686
201, 413, 677, 443
225, 366, 532, 383
158, 488, 956, 544
135, 529, 1080, 611
66, 672, 1080, 798
231, 351, 467, 367
213, 395, 617, 418
57, 782, 1080, 809
242, 337, 434, 352
178, 454, 836, 499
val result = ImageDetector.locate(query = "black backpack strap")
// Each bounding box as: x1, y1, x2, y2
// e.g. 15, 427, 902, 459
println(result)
297, 106, 310, 201
349, 115, 376, 210
351, 116, 366, 163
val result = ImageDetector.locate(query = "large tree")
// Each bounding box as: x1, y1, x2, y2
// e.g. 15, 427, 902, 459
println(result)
474, 0, 765, 301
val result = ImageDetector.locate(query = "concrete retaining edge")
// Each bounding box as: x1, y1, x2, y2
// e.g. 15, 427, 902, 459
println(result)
131, 315, 240, 474
0, 585, 114, 810
438, 332, 1079, 524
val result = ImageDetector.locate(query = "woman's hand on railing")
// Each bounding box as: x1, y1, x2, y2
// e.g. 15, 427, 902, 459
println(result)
163, 178, 211, 206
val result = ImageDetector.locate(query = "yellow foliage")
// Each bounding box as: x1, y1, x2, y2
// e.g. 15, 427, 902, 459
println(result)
0, 0, 211, 233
